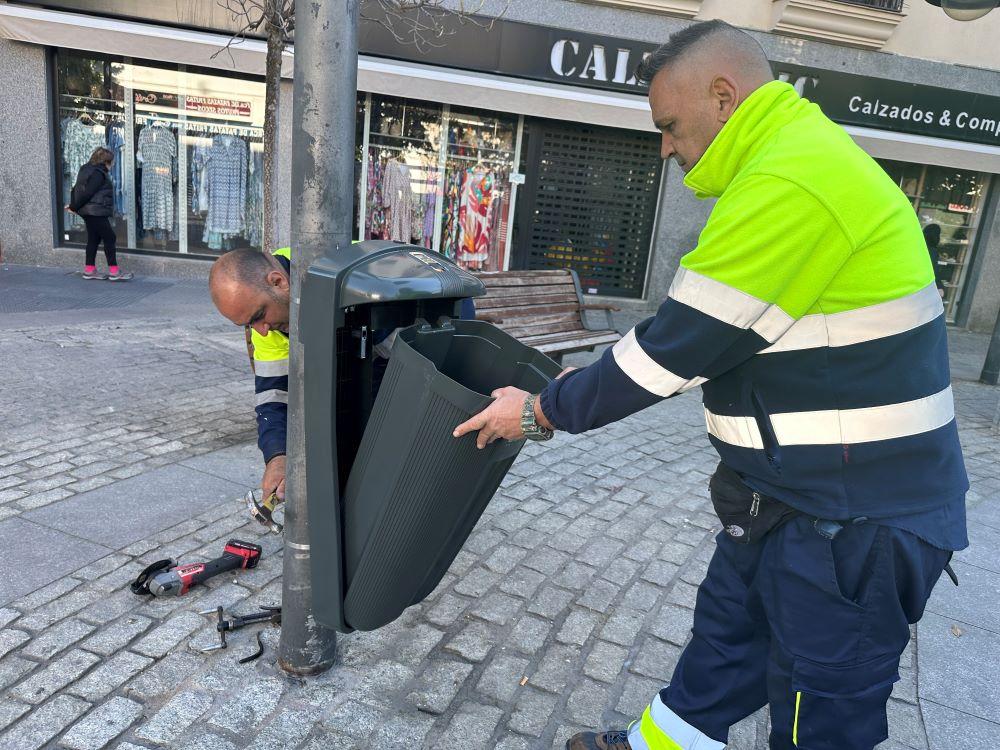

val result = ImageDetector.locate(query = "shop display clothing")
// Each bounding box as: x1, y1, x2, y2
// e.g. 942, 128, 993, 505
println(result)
62, 117, 103, 229
204, 134, 248, 235
457, 169, 494, 267
136, 122, 177, 232
382, 159, 413, 243
106, 121, 127, 217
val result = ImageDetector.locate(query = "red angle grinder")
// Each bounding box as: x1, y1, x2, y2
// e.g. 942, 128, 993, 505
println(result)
130, 539, 262, 597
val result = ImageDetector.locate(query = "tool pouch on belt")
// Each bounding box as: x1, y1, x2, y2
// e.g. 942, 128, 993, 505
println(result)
709, 462, 799, 544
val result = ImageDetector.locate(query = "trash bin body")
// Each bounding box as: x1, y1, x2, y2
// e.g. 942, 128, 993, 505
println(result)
302, 241, 561, 633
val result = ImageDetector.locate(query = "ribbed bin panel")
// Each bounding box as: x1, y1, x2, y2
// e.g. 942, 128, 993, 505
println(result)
341, 320, 560, 631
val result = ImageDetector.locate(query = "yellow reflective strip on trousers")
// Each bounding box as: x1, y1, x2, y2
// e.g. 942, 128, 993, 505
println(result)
639, 706, 684, 750
793, 691, 802, 746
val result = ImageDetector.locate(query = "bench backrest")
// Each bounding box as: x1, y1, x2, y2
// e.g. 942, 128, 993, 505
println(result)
473, 269, 587, 339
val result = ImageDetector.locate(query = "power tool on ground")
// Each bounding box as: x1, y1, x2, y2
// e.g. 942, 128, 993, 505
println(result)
130, 539, 262, 597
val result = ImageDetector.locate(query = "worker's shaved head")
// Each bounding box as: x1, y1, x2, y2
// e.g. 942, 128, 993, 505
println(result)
636, 20, 772, 88
209, 249, 291, 336
636, 21, 774, 172
210, 248, 276, 294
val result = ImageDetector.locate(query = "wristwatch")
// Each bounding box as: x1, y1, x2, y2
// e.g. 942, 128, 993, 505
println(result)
521, 394, 554, 442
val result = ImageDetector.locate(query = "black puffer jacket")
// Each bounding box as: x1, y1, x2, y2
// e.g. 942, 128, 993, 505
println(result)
70, 163, 114, 218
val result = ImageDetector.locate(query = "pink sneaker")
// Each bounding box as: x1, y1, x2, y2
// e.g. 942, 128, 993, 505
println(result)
107, 269, 134, 281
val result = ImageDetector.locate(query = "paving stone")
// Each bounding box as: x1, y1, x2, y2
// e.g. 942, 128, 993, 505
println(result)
470, 592, 522, 626
453, 567, 502, 597
567, 679, 610, 724
530, 645, 580, 694
665, 580, 700, 609
649, 603, 694, 647
0, 519, 110, 606
0, 694, 90, 750
0, 628, 30, 658
557, 609, 601, 647
208, 676, 284, 733
444, 622, 495, 663
389, 623, 445, 666
68, 651, 153, 701
0, 656, 36, 692
601, 610, 646, 646
423, 594, 471, 627
508, 615, 552, 655
509, 689, 560, 737
323, 700, 386, 741
477, 652, 532, 702
498, 567, 547, 600
351, 660, 416, 705
0, 700, 31, 733
584, 640, 630, 684
135, 690, 213, 745
365, 713, 436, 749
247, 709, 326, 750
61, 696, 144, 750
132, 611, 204, 657
921, 698, 1000, 750
10, 648, 100, 704
125, 652, 202, 700
21, 618, 96, 660
436, 702, 504, 748
631, 638, 682, 682
406, 660, 475, 714
526, 586, 574, 619
175, 730, 238, 750
80, 614, 153, 656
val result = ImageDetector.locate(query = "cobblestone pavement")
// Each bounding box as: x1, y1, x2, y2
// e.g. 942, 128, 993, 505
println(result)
1, 265, 999, 749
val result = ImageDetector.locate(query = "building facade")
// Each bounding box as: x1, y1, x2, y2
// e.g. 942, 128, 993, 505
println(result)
0, 0, 998, 329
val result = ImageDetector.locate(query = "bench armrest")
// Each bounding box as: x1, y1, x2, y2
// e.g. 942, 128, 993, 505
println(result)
580, 303, 621, 312
476, 311, 505, 324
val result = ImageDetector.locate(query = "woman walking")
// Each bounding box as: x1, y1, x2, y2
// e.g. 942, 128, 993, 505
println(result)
68, 146, 132, 280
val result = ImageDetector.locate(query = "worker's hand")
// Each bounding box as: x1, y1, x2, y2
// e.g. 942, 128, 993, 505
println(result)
558, 366, 578, 378
454, 386, 530, 449
262, 455, 286, 502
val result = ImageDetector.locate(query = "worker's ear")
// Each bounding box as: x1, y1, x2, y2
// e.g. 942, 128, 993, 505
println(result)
266, 269, 289, 291
710, 74, 740, 123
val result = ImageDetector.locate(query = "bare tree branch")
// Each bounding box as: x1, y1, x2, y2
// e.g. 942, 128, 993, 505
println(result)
361, 0, 506, 53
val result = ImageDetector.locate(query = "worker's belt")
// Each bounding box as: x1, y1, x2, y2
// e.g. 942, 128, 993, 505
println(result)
709, 462, 799, 544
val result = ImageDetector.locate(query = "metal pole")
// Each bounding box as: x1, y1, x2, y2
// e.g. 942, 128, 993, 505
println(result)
280, 0, 359, 675
981, 308, 1000, 385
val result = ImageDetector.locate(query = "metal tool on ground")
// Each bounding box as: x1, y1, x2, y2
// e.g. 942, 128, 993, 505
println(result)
199, 605, 282, 662
130, 540, 262, 597
245, 489, 283, 534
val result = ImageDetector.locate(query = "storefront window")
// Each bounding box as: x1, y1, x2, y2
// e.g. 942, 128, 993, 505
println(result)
363, 95, 443, 249
360, 96, 518, 271
56, 50, 265, 255
879, 159, 992, 322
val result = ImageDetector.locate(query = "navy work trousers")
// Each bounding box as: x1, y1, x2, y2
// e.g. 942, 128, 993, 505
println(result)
661, 516, 950, 749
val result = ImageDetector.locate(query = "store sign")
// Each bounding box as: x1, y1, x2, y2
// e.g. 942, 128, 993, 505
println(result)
359, 16, 658, 96
774, 63, 1000, 147
134, 90, 179, 108
186, 96, 251, 117
21, 0, 1000, 145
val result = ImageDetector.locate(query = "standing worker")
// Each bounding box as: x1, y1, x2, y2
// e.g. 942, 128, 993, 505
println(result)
455, 20, 968, 750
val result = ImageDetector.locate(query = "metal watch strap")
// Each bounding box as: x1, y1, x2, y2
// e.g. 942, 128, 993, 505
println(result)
521, 394, 554, 441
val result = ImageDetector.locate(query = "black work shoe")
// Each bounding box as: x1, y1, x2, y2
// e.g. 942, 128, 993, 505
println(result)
565, 729, 632, 749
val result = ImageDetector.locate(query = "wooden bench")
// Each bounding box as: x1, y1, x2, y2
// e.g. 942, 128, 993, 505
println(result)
473, 269, 622, 363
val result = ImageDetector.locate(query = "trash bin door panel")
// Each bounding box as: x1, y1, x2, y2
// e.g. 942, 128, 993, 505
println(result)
341, 320, 560, 632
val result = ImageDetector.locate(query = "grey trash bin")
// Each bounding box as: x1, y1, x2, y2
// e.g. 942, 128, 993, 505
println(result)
302, 241, 561, 633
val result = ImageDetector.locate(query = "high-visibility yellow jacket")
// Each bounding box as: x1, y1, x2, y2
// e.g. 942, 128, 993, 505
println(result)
541, 80, 968, 525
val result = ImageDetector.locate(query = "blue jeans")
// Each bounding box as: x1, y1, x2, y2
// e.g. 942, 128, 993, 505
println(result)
662, 516, 950, 749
